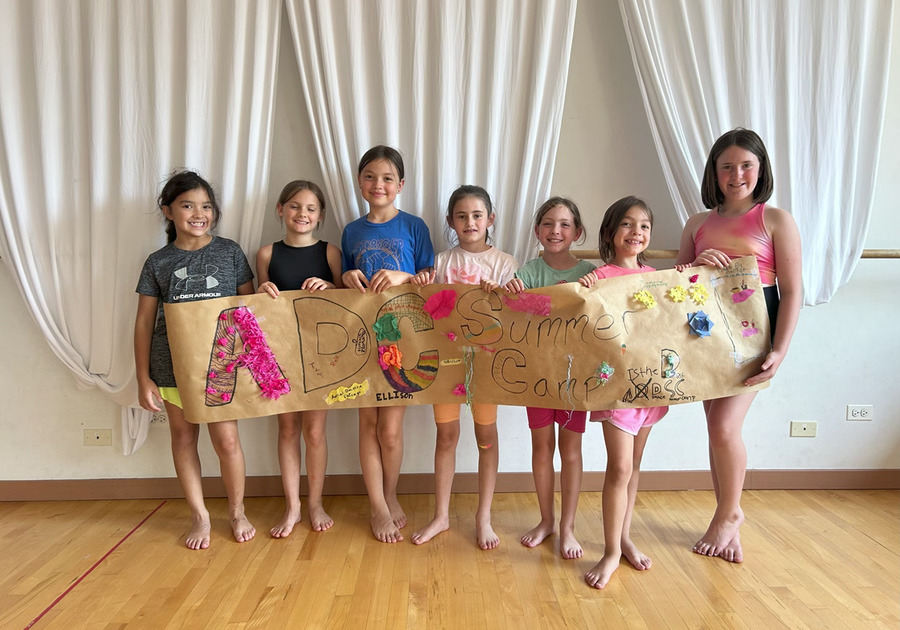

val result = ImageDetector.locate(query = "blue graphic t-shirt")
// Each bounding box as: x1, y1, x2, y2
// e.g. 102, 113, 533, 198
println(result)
341, 210, 434, 279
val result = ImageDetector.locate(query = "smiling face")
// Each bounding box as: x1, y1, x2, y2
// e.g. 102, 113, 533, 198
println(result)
535, 204, 581, 254
716, 145, 760, 208
163, 187, 214, 243
610, 205, 652, 262
278, 189, 322, 237
449, 196, 494, 252
358, 158, 404, 212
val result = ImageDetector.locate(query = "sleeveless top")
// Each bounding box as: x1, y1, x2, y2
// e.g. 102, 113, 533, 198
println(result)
694, 202, 777, 285
268, 240, 333, 291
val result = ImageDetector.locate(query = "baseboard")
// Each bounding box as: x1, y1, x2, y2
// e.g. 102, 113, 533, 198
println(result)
1, 469, 897, 502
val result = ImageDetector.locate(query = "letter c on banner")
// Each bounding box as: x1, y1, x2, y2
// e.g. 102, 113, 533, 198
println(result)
375, 293, 437, 393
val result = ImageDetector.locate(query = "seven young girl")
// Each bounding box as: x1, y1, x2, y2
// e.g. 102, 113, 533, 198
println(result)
257, 180, 343, 538
410, 185, 519, 550
578, 196, 669, 588
676, 128, 801, 563
504, 197, 596, 559
341, 146, 434, 543
135, 170, 256, 550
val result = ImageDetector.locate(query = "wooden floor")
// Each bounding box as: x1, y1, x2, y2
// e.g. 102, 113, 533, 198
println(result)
1, 490, 898, 629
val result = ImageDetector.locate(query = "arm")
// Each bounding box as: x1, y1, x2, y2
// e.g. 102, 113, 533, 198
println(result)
301, 243, 343, 291
744, 206, 802, 386
256, 244, 279, 298
134, 294, 162, 412
237, 280, 255, 296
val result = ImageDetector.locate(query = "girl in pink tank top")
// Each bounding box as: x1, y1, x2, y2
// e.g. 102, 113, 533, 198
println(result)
676, 128, 802, 564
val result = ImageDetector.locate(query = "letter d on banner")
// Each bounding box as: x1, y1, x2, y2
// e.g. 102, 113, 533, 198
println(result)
294, 296, 370, 392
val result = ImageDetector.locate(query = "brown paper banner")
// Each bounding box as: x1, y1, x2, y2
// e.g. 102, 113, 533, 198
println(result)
165, 257, 769, 423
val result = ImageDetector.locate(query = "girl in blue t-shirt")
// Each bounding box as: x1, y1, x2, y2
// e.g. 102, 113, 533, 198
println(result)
341, 146, 434, 543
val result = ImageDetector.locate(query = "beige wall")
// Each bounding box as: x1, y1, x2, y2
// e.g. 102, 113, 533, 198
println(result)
0, 3, 897, 481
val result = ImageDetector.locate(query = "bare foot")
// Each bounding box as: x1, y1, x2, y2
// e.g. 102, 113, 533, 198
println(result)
621, 538, 652, 570
584, 555, 620, 589
476, 519, 499, 550
411, 516, 449, 545
371, 509, 403, 543
308, 504, 334, 532
693, 508, 744, 558
387, 496, 407, 529
185, 518, 211, 550
559, 527, 583, 559
270, 506, 301, 538
231, 513, 256, 543
520, 521, 555, 548
719, 531, 743, 563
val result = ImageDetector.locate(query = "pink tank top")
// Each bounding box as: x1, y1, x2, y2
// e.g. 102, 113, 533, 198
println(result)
694, 203, 776, 285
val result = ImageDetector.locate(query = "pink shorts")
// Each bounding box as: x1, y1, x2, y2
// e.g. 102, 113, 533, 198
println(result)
526, 407, 587, 434
590, 406, 667, 436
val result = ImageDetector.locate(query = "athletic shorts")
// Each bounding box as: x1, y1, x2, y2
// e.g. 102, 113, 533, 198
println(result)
433, 403, 497, 425
590, 406, 667, 436
526, 407, 587, 434
159, 387, 182, 409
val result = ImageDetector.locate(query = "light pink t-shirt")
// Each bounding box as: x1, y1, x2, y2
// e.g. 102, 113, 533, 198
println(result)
434, 246, 519, 285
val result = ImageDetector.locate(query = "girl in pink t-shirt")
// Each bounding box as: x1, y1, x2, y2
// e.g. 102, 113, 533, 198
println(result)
578, 196, 668, 589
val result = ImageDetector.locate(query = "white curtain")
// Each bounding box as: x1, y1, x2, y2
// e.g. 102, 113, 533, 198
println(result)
0, 0, 281, 453
285, 0, 578, 263
618, 0, 893, 305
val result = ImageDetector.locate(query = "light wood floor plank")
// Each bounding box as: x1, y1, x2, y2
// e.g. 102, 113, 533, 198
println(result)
1, 490, 898, 629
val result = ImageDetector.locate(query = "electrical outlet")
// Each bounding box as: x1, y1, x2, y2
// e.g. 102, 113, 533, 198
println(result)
151, 412, 168, 426
790, 421, 817, 437
83, 429, 112, 446
846, 404, 873, 421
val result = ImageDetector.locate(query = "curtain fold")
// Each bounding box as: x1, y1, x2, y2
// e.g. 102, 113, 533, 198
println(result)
619, 0, 893, 305
285, 0, 578, 263
0, 0, 281, 452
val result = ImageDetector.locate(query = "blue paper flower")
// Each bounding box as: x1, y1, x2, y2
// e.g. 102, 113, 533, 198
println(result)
687, 311, 714, 337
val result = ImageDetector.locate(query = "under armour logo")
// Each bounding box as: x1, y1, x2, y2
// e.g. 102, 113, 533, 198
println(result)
174, 265, 220, 290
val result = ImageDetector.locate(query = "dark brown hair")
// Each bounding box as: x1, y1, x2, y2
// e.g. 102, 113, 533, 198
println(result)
700, 128, 774, 209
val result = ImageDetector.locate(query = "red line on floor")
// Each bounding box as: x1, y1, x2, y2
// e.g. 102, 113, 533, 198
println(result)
24, 500, 167, 630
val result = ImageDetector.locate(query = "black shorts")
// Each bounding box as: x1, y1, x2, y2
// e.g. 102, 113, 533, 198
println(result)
763, 285, 779, 345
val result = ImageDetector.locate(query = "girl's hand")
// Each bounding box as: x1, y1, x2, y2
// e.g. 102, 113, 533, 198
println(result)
578, 271, 597, 287
301, 277, 335, 292
480, 279, 500, 293
503, 278, 526, 294
369, 269, 413, 293
258, 281, 280, 298
138, 379, 163, 413
744, 349, 786, 387
342, 270, 369, 292
411, 269, 436, 286
693, 249, 732, 268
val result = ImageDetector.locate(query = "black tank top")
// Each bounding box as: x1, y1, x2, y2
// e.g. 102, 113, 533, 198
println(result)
268, 240, 333, 290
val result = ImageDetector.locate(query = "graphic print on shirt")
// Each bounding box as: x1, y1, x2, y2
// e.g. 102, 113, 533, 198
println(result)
174, 264, 220, 291
355, 238, 404, 278
445, 261, 487, 285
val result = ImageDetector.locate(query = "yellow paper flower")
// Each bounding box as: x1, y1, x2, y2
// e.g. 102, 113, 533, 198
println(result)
634, 289, 657, 309
668, 285, 688, 302
689, 284, 709, 306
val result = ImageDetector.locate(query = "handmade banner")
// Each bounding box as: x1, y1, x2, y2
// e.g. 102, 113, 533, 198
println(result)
166, 257, 769, 423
